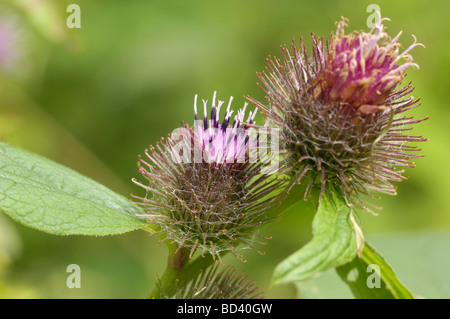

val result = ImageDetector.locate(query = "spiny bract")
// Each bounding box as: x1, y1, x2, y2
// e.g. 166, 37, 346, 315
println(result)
157, 264, 263, 299
246, 16, 427, 212
133, 92, 285, 262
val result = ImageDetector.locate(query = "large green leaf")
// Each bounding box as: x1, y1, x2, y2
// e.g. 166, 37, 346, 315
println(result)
336, 241, 414, 299
272, 189, 359, 285
0, 142, 146, 236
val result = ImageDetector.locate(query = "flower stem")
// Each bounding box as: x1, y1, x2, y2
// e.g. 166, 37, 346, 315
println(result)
148, 241, 216, 298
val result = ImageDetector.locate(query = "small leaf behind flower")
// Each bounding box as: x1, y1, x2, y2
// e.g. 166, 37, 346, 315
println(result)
336, 242, 414, 299
272, 189, 358, 285
0, 142, 146, 236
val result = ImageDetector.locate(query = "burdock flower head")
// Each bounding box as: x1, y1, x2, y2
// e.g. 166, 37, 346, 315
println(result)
246, 15, 427, 212
132, 92, 284, 262
317, 16, 423, 114
157, 264, 263, 299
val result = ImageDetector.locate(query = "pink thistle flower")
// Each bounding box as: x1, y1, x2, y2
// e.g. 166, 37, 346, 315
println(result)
133, 92, 284, 262
246, 16, 428, 213
192, 92, 258, 164
316, 16, 425, 114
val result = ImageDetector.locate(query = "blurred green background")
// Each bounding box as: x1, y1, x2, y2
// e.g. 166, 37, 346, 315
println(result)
0, 0, 448, 298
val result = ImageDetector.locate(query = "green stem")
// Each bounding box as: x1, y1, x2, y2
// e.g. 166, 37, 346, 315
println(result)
148, 241, 188, 298
148, 241, 217, 298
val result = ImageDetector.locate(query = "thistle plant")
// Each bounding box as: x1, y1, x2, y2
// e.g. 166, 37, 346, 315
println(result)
245, 14, 427, 293
246, 16, 427, 212
0, 11, 427, 300
132, 92, 284, 263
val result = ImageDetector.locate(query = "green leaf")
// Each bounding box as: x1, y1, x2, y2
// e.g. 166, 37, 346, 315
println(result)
272, 189, 359, 285
336, 241, 414, 299
0, 142, 146, 236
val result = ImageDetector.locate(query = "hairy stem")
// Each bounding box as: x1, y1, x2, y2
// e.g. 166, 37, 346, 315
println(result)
148, 241, 216, 298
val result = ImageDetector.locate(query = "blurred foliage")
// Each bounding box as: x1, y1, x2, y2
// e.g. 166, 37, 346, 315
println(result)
0, 0, 448, 298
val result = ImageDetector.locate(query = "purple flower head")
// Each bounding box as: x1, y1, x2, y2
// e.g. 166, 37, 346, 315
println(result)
192, 92, 258, 164
316, 16, 425, 114
246, 16, 427, 213
133, 92, 285, 262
